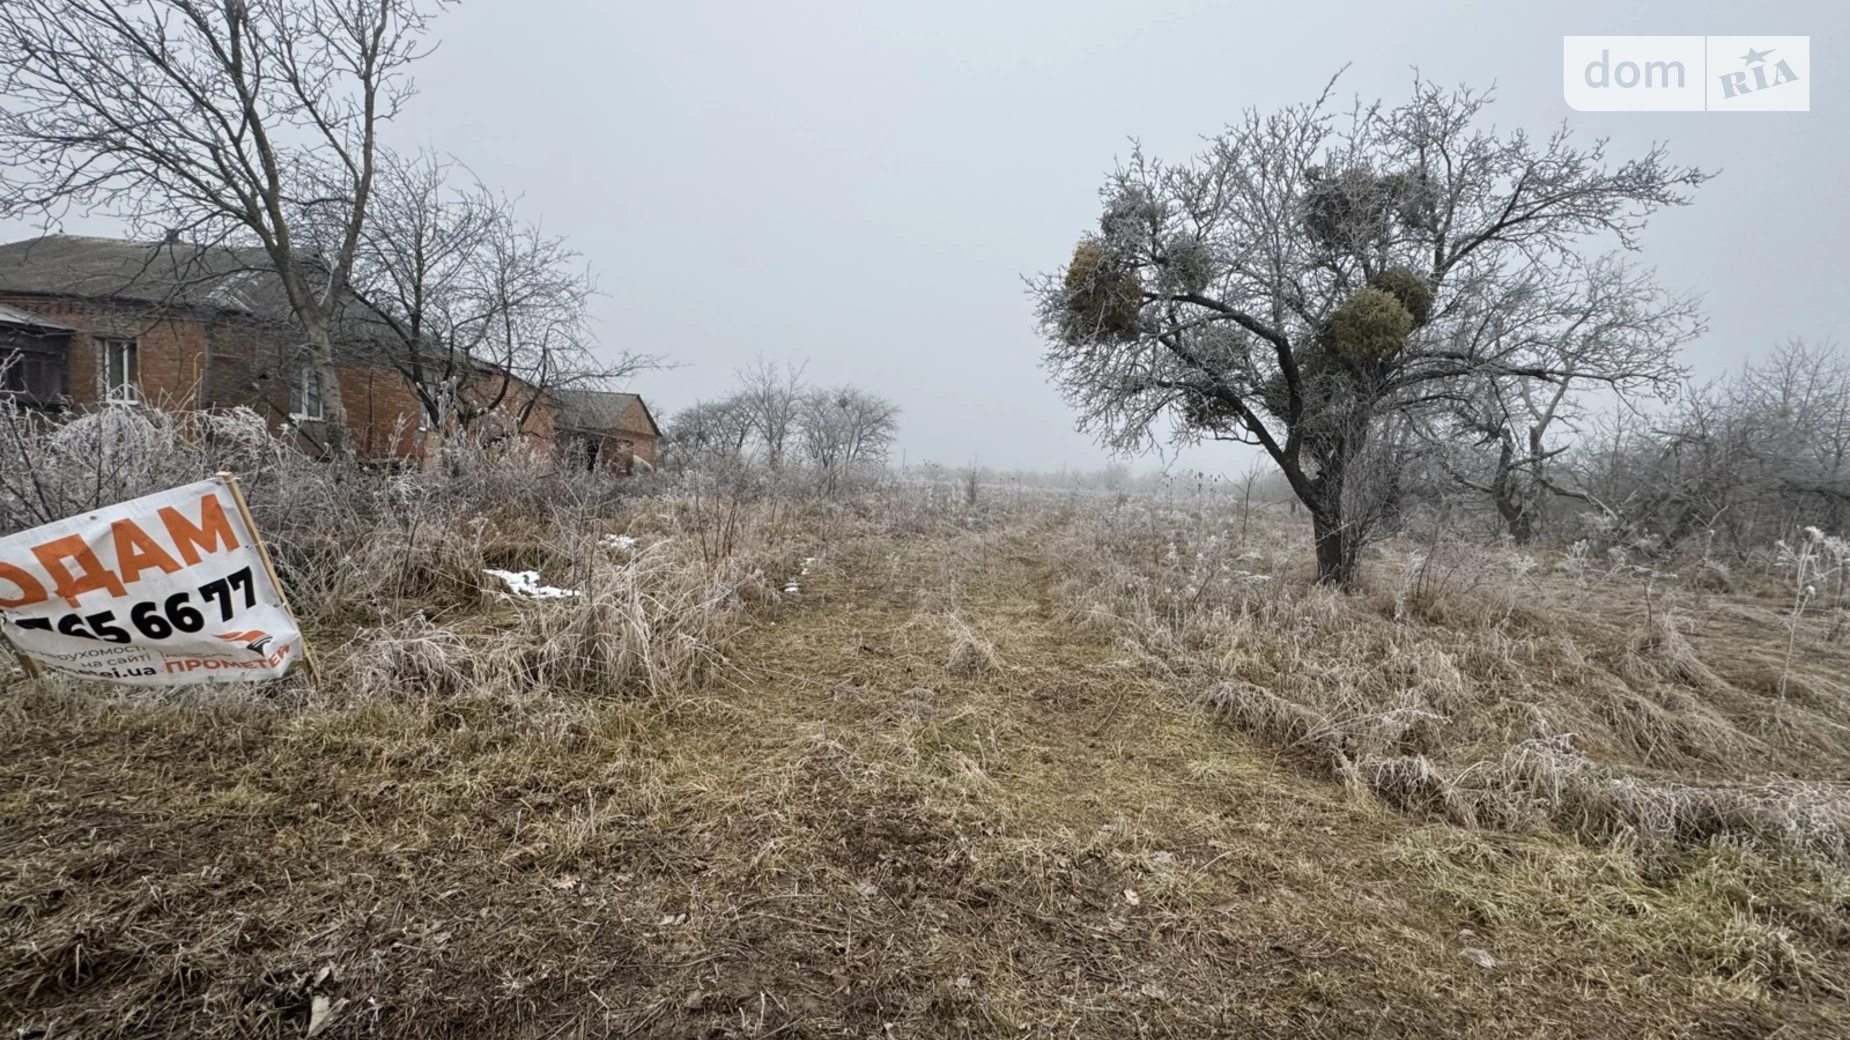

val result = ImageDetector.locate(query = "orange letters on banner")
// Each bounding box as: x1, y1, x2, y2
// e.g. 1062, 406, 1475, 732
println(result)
111, 518, 183, 584
0, 478, 308, 687
158, 494, 240, 566
0, 561, 47, 608
32, 534, 130, 607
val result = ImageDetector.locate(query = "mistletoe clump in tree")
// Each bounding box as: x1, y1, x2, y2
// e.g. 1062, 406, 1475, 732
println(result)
1036, 76, 1705, 585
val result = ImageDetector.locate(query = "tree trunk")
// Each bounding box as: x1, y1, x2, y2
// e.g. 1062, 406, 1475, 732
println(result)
420, 428, 443, 471
1489, 438, 1540, 545
419, 392, 446, 472
1507, 508, 1537, 545
1492, 481, 1539, 545
1311, 507, 1361, 588
315, 358, 348, 454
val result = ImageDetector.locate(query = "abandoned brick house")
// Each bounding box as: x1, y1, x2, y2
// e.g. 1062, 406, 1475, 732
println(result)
0, 235, 657, 470
552, 389, 661, 473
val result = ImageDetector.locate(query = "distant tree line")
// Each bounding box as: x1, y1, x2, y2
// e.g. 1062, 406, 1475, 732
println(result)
1497, 338, 1849, 553
663, 359, 901, 491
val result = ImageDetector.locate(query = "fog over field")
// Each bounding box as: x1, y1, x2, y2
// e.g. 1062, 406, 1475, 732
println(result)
393, 0, 1848, 471
11, 0, 1844, 472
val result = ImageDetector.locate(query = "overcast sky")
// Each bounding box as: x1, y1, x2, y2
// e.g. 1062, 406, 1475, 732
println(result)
23, 1, 1849, 473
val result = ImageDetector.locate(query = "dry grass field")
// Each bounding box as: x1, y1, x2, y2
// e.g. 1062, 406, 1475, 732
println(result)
5, 468, 1850, 1037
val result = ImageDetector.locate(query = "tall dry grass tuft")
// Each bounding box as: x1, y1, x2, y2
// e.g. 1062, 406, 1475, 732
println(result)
480, 538, 754, 699
1032, 489, 1850, 1003
333, 614, 477, 704
944, 614, 1002, 678
1046, 492, 1850, 870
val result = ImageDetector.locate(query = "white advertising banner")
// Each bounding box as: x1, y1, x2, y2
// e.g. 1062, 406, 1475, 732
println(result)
0, 476, 305, 685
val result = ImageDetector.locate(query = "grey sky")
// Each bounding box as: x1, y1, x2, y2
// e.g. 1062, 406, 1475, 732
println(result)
22, 1, 1850, 473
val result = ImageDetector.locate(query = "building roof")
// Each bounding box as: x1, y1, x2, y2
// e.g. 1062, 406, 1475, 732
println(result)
0, 235, 296, 317
552, 389, 659, 438
0, 235, 405, 364
0, 301, 74, 332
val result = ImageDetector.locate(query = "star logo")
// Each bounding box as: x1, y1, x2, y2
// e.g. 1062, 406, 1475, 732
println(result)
1740, 47, 1774, 66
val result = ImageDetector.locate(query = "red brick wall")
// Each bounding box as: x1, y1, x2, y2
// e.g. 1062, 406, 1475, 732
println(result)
524, 390, 558, 446
619, 398, 659, 467
0, 291, 596, 467
0, 293, 209, 409
456, 368, 556, 451
2, 293, 427, 461
336, 363, 422, 459
554, 398, 660, 474
563, 431, 656, 474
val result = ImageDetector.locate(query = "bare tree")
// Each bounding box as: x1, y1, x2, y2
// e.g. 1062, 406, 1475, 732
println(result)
663, 396, 756, 470
1733, 339, 1850, 529
1431, 256, 1699, 542
797, 385, 899, 491
1561, 381, 1740, 549
736, 357, 806, 468
666, 377, 898, 485
336, 150, 651, 459
0, 0, 447, 449
1581, 340, 1850, 552
1035, 75, 1707, 585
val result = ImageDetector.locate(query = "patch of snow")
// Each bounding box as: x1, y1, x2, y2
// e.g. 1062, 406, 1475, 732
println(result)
601, 534, 638, 554
485, 569, 580, 599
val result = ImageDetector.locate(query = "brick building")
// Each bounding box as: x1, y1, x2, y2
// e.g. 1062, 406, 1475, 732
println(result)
552, 390, 661, 474
0, 236, 649, 467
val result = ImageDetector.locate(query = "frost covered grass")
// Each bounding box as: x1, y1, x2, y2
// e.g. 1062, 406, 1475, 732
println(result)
1040, 489, 1850, 1004
0, 406, 814, 710
1048, 493, 1850, 792
5, 427, 1850, 1035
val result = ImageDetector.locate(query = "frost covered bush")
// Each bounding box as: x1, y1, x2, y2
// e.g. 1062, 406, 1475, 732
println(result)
0, 405, 295, 534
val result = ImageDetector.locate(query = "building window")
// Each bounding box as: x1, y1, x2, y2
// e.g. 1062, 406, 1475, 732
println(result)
1, 340, 69, 408
103, 339, 138, 403
289, 365, 324, 421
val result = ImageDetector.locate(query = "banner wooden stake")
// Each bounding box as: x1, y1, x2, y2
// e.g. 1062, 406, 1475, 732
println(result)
2, 629, 41, 680
217, 472, 318, 683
